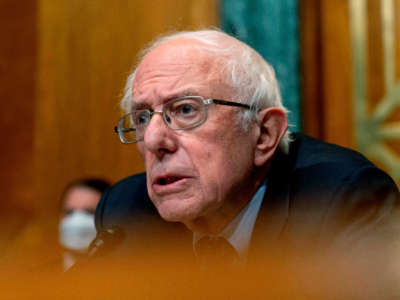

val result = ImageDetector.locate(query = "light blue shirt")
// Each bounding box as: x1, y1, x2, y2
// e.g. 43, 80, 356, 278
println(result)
193, 181, 267, 262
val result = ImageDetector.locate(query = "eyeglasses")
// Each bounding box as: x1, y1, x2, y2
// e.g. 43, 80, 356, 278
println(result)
114, 96, 252, 144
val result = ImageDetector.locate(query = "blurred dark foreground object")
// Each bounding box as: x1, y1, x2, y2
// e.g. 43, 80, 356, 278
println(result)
87, 225, 125, 258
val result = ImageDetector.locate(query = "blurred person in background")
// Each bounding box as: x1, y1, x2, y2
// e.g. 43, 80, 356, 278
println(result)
59, 178, 110, 271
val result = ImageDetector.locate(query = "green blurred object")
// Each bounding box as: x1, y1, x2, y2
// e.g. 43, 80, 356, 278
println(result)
220, 0, 300, 130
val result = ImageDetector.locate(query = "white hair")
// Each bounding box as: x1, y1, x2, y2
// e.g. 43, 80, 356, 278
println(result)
121, 29, 290, 153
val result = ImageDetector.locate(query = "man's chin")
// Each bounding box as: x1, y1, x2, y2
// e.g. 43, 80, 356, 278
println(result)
157, 208, 191, 223
150, 193, 201, 222
154, 202, 200, 224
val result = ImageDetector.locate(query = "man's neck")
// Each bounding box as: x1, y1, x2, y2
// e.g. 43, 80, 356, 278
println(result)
184, 164, 270, 235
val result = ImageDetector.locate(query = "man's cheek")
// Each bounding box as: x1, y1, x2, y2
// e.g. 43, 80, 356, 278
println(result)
136, 144, 146, 161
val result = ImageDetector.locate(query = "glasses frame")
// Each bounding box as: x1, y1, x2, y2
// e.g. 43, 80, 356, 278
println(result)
114, 96, 253, 144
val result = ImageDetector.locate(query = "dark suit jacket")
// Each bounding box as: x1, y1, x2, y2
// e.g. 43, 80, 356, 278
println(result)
95, 133, 399, 259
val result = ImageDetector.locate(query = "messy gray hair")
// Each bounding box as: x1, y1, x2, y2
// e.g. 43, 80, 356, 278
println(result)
121, 29, 290, 153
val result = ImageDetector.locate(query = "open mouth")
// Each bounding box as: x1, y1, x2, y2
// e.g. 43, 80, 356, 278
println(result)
156, 176, 184, 185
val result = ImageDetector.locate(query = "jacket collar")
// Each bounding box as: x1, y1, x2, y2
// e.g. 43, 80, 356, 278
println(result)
248, 133, 301, 257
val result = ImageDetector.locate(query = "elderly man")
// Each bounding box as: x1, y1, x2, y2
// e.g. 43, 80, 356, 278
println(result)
95, 30, 399, 266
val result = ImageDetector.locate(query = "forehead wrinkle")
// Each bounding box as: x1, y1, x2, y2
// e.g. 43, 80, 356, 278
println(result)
133, 72, 213, 107
133, 65, 189, 93
131, 86, 207, 112
132, 62, 196, 101
132, 40, 225, 109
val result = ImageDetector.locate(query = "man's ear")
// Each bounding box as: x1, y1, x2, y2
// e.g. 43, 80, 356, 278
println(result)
254, 108, 288, 167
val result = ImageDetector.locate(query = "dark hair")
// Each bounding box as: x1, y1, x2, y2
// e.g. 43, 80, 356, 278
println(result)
71, 178, 111, 194
60, 178, 112, 208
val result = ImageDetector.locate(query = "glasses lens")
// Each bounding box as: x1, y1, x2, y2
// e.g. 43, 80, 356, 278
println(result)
165, 97, 205, 129
118, 114, 136, 143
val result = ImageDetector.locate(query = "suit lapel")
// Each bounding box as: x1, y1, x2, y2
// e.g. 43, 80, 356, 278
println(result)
248, 134, 300, 258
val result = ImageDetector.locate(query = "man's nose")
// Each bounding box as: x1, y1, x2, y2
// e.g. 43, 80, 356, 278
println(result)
142, 113, 177, 158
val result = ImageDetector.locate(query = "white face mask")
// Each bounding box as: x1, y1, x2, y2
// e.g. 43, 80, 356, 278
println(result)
59, 211, 96, 252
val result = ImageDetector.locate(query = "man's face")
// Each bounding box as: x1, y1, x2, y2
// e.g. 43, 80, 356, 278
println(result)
63, 187, 101, 215
132, 39, 259, 231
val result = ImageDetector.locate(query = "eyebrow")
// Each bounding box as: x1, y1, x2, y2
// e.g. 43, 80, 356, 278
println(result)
131, 89, 202, 111
130, 101, 151, 111
172, 89, 200, 98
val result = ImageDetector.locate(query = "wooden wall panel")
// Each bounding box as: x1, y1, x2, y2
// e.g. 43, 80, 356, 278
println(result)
300, 0, 400, 183
396, 0, 400, 81
0, 1, 36, 209
367, 0, 385, 114
299, 0, 324, 139
0, 0, 37, 256
301, 0, 354, 147
320, 0, 354, 147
